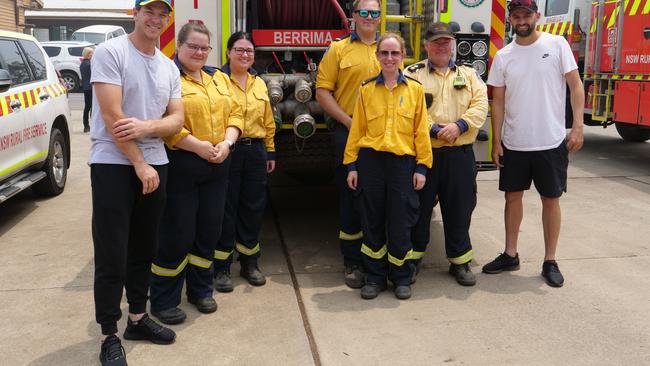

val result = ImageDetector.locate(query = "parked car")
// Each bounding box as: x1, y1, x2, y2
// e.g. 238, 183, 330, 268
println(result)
0, 30, 72, 203
71, 25, 126, 45
41, 41, 94, 92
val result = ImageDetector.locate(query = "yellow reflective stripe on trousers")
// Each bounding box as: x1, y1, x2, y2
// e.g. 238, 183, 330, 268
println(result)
410, 250, 425, 260
449, 249, 474, 265
214, 249, 233, 260
338, 230, 363, 241
188, 254, 213, 269
236, 242, 260, 256
388, 250, 413, 267
151, 256, 189, 277
361, 243, 387, 259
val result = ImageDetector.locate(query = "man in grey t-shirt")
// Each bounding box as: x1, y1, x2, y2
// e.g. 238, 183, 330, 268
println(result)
90, 1, 183, 365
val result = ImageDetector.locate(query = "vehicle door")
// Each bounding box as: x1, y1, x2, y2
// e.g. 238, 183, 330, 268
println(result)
0, 38, 32, 181
18, 39, 59, 163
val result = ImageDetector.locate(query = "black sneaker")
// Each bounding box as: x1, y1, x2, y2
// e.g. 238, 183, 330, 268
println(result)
214, 270, 234, 293
344, 264, 365, 289
449, 263, 477, 286
151, 307, 186, 325
360, 282, 386, 300
123, 314, 176, 345
542, 260, 564, 287
240, 265, 267, 286
99, 335, 127, 366
482, 252, 520, 274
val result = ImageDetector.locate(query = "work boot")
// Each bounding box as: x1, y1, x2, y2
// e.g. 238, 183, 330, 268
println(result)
410, 259, 422, 284
151, 307, 187, 325
344, 264, 365, 289
482, 252, 520, 274
99, 335, 127, 366
241, 264, 266, 286
188, 296, 218, 313
214, 270, 234, 293
449, 263, 477, 286
542, 260, 564, 287
123, 314, 175, 345
360, 282, 386, 300
394, 285, 412, 300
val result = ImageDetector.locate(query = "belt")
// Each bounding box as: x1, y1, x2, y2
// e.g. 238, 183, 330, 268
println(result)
237, 137, 264, 145
433, 144, 473, 153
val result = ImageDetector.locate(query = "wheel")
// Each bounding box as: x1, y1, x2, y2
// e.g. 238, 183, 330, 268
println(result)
614, 122, 650, 142
33, 128, 68, 196
60, 71, 80, 92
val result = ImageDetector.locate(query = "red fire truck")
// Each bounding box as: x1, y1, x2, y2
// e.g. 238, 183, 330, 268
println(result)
535, 0, 650, 142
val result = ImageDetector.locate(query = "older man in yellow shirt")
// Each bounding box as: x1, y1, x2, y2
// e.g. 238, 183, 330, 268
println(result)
405, 22, 488, 287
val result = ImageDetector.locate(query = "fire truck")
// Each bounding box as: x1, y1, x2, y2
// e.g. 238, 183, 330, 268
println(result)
161, 0, 511, 169
534, 0, 650, 142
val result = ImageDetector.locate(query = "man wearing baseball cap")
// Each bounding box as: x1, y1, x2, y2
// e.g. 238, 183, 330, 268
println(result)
90, 0, 182, 364
484, 0, 584, 287
406, 22, 488, 287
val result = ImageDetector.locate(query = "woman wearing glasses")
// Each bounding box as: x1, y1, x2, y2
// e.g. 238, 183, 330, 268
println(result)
149, 22, 243, 325
344, 33, 432, 300
213, 32, 276, 292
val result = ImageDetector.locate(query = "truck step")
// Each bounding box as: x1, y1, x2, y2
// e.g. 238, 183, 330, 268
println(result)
0, 171, 46, 203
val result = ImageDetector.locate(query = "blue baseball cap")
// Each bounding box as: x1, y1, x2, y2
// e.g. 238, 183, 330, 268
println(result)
135, 0, 173, 11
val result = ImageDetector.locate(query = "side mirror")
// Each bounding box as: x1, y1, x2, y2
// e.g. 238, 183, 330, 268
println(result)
0, 69, 11, 93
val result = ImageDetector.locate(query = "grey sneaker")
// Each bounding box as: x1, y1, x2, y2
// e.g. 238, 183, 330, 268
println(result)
214, 271, 234, 293
344, 264, 365, 289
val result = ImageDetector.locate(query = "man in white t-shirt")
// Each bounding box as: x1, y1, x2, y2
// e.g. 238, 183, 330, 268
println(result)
484, 0, 584, 287
90, 1, 184, 365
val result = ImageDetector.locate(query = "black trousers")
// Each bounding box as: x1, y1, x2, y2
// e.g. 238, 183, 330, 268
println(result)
411, 145, 477, 264
83, 89, 92, 129
91, 163, 167, 336
357, 149, 418, 286
334, 124, 363, 266
215, 140, 267, 271
150, 149, 230, 312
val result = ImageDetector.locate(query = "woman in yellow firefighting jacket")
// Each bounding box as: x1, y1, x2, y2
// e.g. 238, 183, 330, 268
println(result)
149, 22, 243, 325
344, 33, 432, 300
213, 32, 277, 292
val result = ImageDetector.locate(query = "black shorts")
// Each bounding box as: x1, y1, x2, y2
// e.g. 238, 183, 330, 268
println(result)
498, 140, 568, 198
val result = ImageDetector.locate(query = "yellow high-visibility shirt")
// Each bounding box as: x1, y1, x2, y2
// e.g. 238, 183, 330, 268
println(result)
227, 71, 276, 153
343, 71, 433, 170
316, 32, 381, 116
405, 60, 488, 148
165, 69, 244, 148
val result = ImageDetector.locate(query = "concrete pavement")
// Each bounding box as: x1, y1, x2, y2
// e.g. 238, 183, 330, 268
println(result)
0, 96, 649, 365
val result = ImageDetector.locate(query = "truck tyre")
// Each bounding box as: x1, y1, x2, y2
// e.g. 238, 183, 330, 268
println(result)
33, 128, 68, 196
615, 122, 650, 142
60, 71, 79, 92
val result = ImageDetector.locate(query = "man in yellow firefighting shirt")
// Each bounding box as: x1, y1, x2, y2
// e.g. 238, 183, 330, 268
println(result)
405, 22, 488, 287
316, 0, 382, 288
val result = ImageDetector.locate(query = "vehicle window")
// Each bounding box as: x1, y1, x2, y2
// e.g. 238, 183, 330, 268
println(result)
43, 46, 61, 57
19, 40, 47, 81
545, 0, 570, 16
68, 46, 85, 57
116, 29, 125, 36
72, 32, 105, 45
0, 39, 32, 85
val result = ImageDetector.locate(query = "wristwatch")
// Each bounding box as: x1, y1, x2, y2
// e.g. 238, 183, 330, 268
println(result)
224, 139, 235, 151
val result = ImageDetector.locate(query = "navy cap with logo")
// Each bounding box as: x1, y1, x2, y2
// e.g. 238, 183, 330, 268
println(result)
135, 0, 173, 11
508, 0, 538, 13
425, 22, 455, 41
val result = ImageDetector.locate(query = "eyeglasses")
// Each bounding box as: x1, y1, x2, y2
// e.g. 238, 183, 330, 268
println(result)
377, 50, 402, 58
184, 43, 212, 54
232, 47, 255, 55
353, 9, 381, 18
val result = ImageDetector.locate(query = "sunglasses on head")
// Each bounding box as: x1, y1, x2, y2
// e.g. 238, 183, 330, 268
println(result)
354, 9, 381, 18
